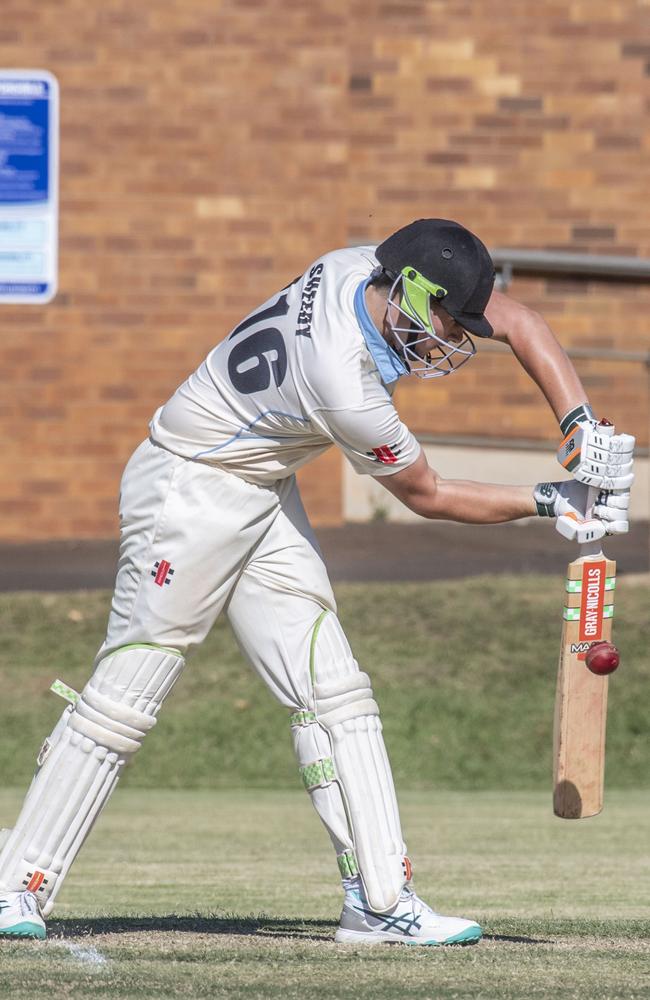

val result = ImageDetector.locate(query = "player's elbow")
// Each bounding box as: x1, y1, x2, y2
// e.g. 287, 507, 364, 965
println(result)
412, 471, 448, 520
389, 468, 444, 520
491, 292, 546, 346
510, 302, 549, 344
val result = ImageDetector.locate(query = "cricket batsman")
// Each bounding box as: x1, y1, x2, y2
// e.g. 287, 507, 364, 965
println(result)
0, 219, 634, 944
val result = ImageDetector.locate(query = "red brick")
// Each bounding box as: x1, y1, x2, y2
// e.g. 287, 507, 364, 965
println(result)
0, 1, 647, 538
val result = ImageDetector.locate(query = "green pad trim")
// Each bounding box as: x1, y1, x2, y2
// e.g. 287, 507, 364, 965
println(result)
337, 849, 359, 878
300, 757, 335, 790
50, 679, 80, 705
309, 610, 329, 685
114, 642, 182, 656
289, 710, 316, 727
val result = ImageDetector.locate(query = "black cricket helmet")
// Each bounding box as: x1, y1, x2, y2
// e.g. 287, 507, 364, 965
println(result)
375, 219, 496, 378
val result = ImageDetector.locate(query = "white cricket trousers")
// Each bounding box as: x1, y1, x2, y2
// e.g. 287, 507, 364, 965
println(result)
97, 438, 338, 709
2, 438, 408, 916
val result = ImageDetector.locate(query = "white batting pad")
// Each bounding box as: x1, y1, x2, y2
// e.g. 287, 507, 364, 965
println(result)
0, 645, 184, 915
297, 612, 408, 913
291, 711, 352, 855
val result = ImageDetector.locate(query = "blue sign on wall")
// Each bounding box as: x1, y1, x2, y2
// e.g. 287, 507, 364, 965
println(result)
0, 71, 59, 303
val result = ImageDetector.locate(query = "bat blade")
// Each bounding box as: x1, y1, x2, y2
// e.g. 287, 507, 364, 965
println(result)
553, 554, 616, 819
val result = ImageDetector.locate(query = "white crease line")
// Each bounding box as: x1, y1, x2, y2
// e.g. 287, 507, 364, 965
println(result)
51, 940, 109, 967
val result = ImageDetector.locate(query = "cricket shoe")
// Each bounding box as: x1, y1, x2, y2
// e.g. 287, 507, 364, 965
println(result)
0, 890, 46, 939
335, 882, 481, 946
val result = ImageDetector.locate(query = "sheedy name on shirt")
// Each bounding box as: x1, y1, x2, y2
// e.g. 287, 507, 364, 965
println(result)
295, 263, 324, 338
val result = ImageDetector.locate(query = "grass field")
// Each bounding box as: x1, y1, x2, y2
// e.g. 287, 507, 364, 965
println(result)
0, 576, 647, 790
0, 578, 647, 996
0, 788, 648, 999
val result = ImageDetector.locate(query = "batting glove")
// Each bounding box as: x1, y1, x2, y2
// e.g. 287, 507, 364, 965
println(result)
534, 480, 621, 544
592, 487, 630, 534
557, 404, 635, 490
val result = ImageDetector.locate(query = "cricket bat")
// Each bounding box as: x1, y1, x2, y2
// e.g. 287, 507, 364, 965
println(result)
553, 424, 619, 820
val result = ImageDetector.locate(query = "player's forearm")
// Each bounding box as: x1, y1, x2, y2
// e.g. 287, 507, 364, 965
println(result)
487, 292, 589, 422
425, 477, 537, 523
508, 316, 587, 422
384, 466, 537, 523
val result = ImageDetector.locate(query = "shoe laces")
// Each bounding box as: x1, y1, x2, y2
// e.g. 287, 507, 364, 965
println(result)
21, 892, 40, 917
344, 880, 439, 922
398, 885, 438, 919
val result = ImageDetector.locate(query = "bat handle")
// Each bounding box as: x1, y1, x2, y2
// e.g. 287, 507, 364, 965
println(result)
585, 483, 599, 519
579, 487, 601, 556
579, 419, 614, 558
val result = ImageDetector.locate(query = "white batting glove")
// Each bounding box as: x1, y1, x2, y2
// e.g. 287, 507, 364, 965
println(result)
534, 480, 608, 544
557, 404, 635, 490
592, 487, 630, 535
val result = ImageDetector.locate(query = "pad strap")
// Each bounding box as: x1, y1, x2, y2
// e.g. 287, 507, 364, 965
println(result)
289, 710, 316, 726
337, 849, 359, 878
300, 757, 335, 790
50, 679, 80, 705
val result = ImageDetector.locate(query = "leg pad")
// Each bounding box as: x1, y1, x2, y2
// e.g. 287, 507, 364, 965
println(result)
0, 645, 184, 915
293, 611, 408, 913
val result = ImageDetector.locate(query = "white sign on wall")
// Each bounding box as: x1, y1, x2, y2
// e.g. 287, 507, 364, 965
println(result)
0, 69, 59, 304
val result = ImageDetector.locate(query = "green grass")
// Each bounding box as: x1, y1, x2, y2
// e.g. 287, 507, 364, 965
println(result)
1, 579, 646, 996
0, 577, 647, 790
0, 788, 648, 999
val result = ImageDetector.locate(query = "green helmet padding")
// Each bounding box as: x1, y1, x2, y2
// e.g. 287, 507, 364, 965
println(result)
399, 266, 447, 336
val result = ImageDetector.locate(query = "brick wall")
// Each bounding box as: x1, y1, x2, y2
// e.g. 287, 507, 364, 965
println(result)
345, 3, 650, 451
0, 1, 648, 540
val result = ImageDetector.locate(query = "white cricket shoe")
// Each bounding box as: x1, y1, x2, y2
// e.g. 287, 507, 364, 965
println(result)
0, 890, 46, 939
335, 882, 482, 946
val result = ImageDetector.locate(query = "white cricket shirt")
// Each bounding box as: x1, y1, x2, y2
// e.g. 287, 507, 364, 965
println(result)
150, 246, 421, 485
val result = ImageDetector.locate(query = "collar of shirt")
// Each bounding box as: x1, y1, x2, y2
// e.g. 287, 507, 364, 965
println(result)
353, 277, 408, 385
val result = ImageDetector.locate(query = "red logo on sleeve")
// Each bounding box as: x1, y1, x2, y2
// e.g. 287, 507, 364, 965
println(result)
371, 445, 399, 464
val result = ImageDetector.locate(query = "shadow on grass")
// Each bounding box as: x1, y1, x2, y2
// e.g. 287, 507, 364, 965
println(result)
48, 914, 337, 942
484, 933, 555, 945
48, 918, 555, 947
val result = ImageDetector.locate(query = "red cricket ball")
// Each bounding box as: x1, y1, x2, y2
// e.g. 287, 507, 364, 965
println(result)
585, 641, 620, 676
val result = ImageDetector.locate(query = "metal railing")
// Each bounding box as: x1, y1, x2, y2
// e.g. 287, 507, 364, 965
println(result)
478, 341, 650, 461
349, 239, 650, 285
481, 339, 650, 368
351, 237, 650, 438
492, 248, 650, 288
487, 249, 650, 406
